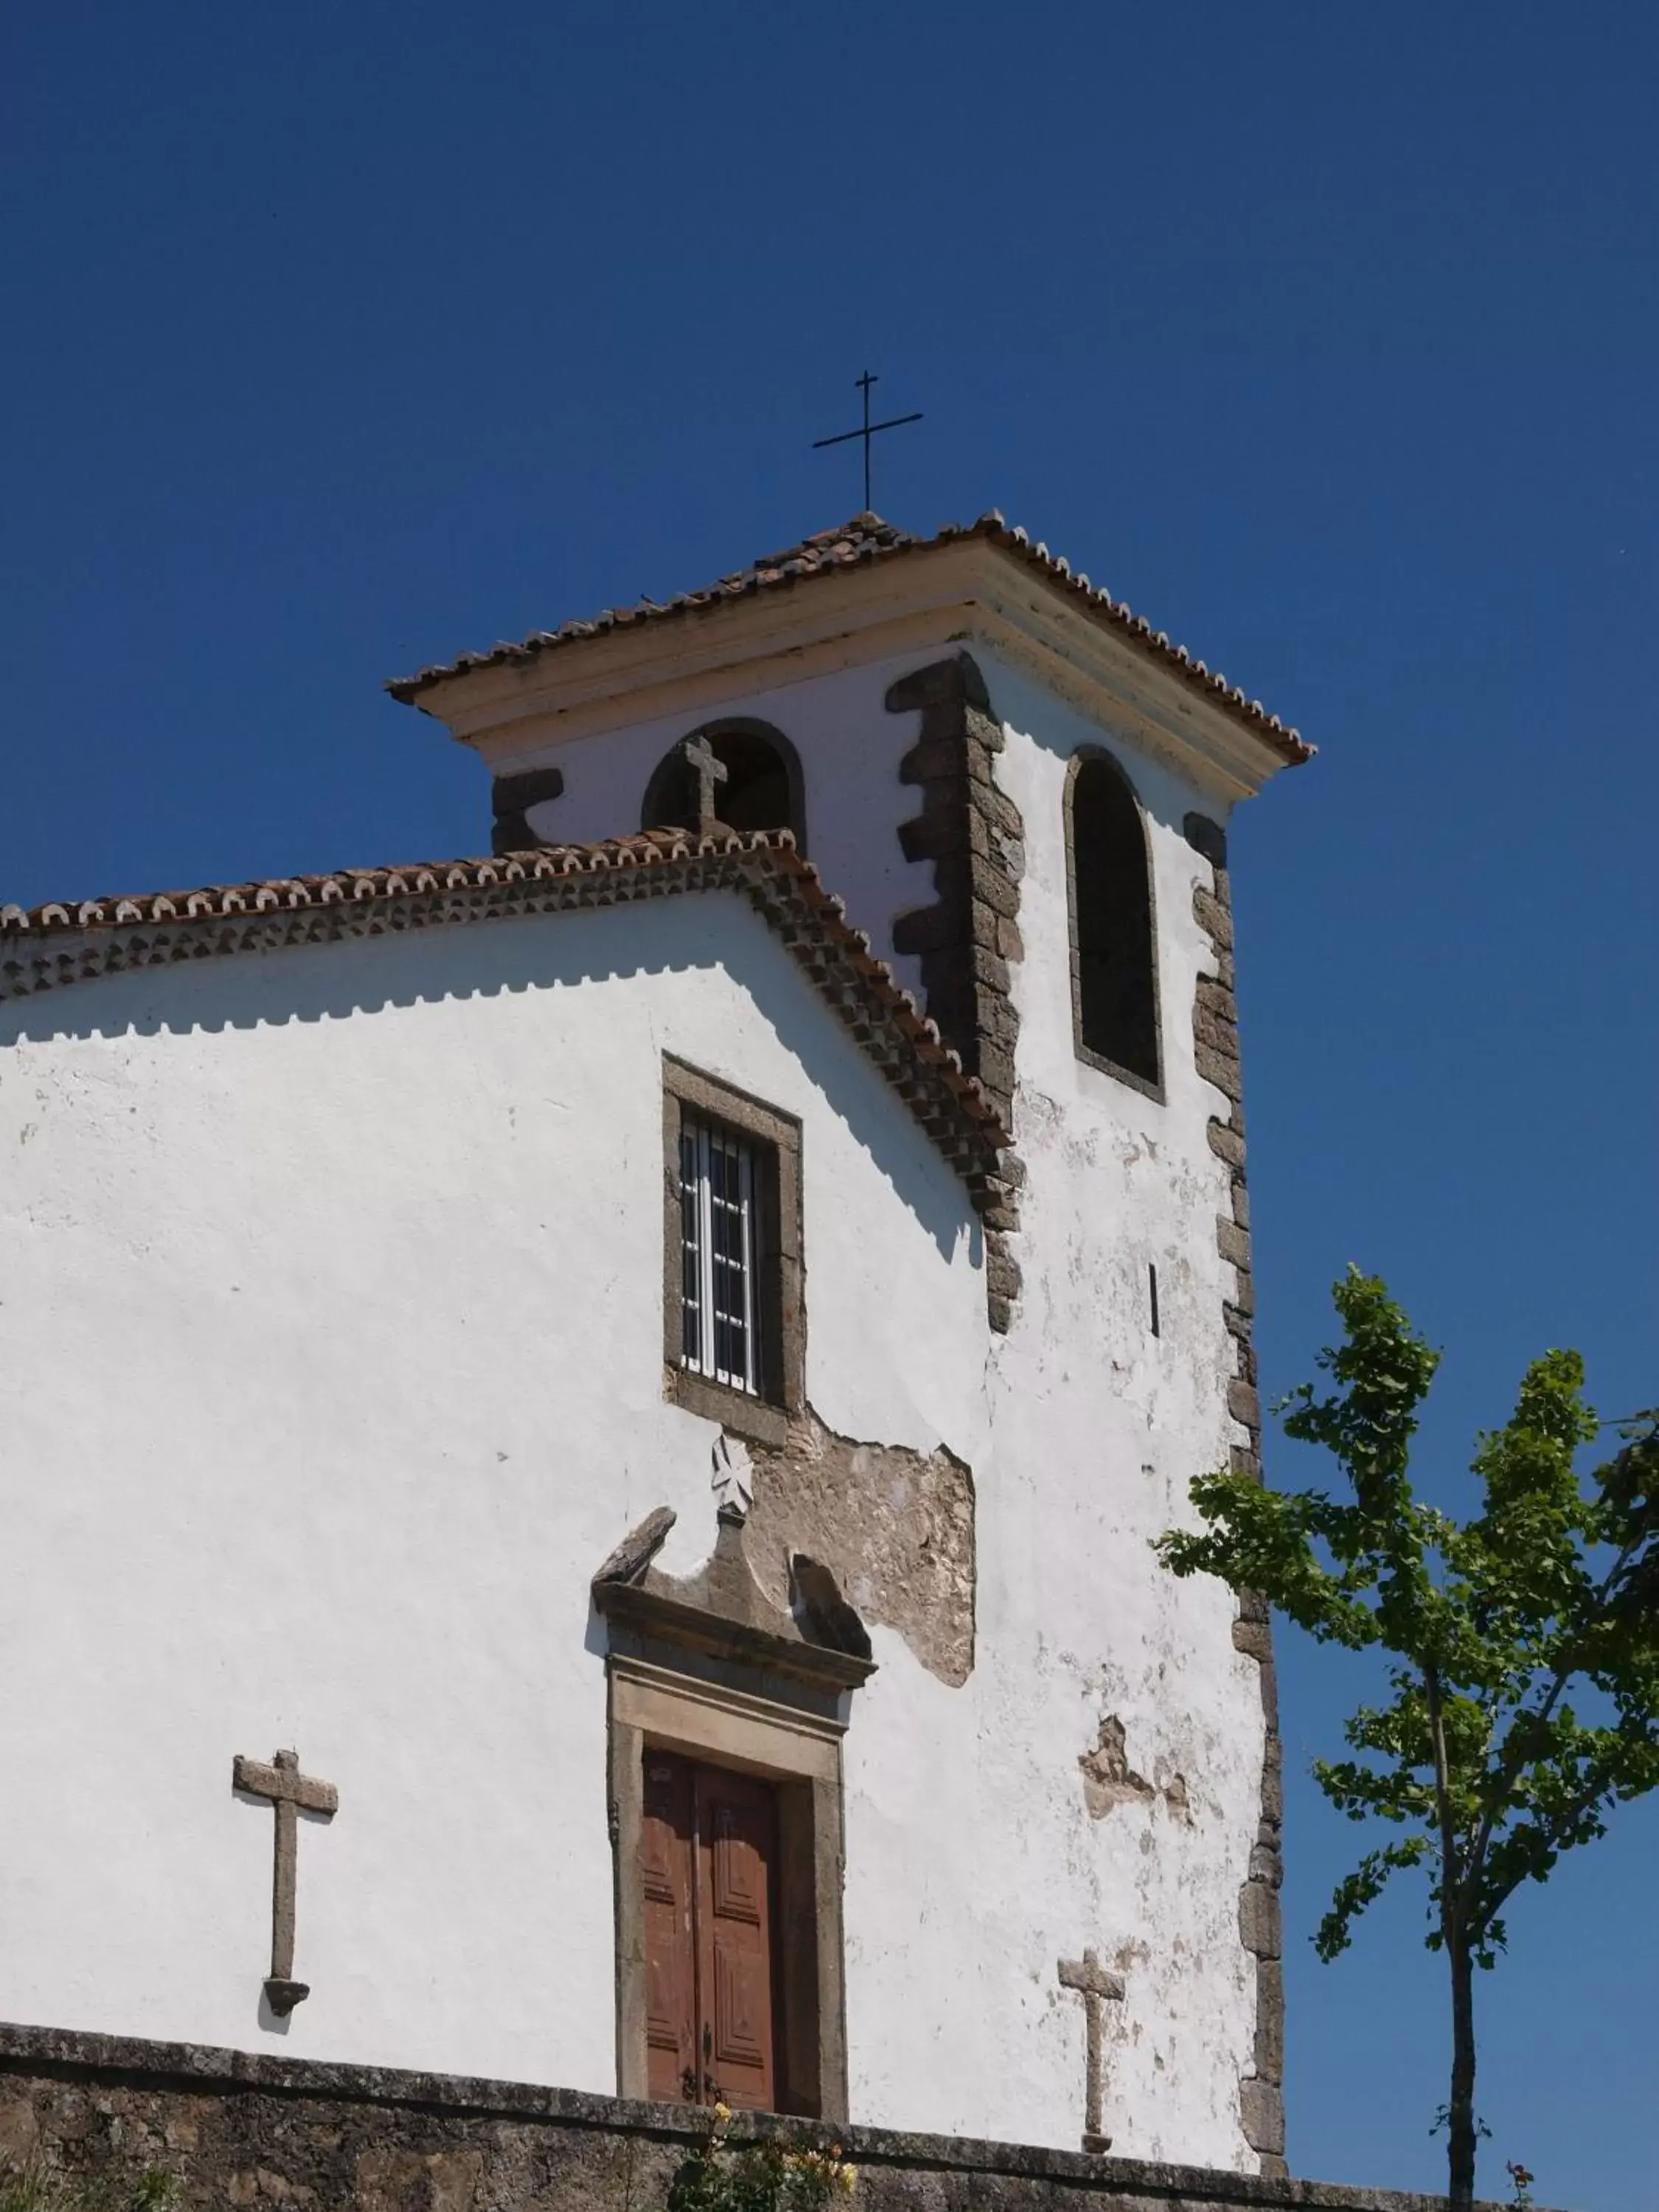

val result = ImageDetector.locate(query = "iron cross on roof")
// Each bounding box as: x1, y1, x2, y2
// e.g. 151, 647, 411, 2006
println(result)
812, 372, 922, 511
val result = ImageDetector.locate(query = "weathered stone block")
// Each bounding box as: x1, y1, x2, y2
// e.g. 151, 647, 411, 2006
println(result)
1193, 886, 1234, 950
1232, 1615, 1272, 1663
1239, 2076, 1286, 2158
977, 1042, 1017, 1104
1253, 1959, 1285, 2084
1216, 1217, 1252, 1270
1261, 1742, 1284, 1826
1195, 1043, 1243, 1102
968, 855, 1020, 921
1239, 1879, 1282, 1959
1228, 1379, 1262, 1430
1206, 1118, 1246, 1169
1250, 1841, 1283, 1889
969, 945, 1012, 993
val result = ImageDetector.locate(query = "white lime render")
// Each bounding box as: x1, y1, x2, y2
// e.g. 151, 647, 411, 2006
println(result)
1, 524, 1299, 2169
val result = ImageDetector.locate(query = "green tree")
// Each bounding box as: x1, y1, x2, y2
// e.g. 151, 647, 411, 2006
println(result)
1155, 1267, 1659, 2208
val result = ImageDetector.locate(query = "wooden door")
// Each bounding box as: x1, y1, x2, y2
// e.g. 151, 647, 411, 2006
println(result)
639, 1750, 779, 2111
642, 1751, 700, 2103
693, 1762, 778, 2110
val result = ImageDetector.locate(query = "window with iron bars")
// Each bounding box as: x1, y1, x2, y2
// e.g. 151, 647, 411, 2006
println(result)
678, 1112, 764, 1396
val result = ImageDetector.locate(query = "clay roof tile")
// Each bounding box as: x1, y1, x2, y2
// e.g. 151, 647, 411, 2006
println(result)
1, 830, 1006, 1204
386, 512, 1310, 764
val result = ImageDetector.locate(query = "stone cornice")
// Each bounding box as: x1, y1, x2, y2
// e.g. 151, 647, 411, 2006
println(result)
397, 528, 1308, 807
595, 1583, 876, 1693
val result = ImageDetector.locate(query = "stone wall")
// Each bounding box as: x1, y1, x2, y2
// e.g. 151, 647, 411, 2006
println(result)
0, 2025, 1536, 2212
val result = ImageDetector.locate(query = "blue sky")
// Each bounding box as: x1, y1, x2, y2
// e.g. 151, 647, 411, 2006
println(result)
3, 6, 1654, 2203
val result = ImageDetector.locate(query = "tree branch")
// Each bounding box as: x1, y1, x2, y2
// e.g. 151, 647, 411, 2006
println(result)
1456, 1533, 1641, 1924
1424, 1660, 1464, 1954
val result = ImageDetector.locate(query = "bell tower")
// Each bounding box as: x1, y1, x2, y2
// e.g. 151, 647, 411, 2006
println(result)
390, 511, 1310, 2168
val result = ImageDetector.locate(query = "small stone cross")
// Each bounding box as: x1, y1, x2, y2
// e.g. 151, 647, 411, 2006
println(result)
234, 1747, 338, 2017
681, 733, 728, 833
1058, 1947, 1125, 2152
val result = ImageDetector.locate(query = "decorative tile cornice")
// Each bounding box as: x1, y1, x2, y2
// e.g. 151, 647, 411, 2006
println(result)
0, 830, 1007, 1203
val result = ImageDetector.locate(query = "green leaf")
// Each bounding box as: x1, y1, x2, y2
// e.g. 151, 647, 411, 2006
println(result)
1155, 1267, 1659, 2175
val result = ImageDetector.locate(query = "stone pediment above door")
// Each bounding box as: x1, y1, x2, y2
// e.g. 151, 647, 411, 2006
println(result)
591, 1503, 875, 1707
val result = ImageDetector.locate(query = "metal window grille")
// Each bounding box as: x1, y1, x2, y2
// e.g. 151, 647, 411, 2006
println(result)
679, 1113, 762, 1395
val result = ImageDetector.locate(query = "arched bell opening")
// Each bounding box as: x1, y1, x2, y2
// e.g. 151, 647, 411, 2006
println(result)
1065, 747, 1161, 1093
642, 720, 807, 850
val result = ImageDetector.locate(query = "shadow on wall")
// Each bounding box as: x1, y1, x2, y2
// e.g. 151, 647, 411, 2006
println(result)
983, 655, 1206, 841
0, 891, 978, 1266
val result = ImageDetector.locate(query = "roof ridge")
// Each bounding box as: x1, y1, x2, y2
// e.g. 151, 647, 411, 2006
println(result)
0, 827, 739, 932
0, 829, 1009, 1202
385, 512, 1310, 762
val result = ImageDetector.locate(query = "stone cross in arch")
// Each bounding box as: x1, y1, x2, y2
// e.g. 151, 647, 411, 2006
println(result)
233, 1748, 338, 2017
1058, 1946, 1125, 2152
680, 733, 728, 834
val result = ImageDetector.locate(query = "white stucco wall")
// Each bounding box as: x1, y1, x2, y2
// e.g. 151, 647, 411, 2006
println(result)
0, 893, 984, 2093
946, 655, 1264, 2166
741, 649, 1265, 2168
2, 637, 1271, 2172
506, 644, 1267, 2163
498, 651, 949, 1004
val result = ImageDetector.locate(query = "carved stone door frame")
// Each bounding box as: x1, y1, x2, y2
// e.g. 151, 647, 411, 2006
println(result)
608, 1653, 849, 2122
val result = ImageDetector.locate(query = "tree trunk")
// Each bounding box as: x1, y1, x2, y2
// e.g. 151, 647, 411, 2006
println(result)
1424, 1661, 1478, 2208
1446, 1937, 1478, 2208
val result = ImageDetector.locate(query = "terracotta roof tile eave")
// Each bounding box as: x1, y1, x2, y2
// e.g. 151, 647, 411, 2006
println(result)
0, 829, 1008, 1196
385, 512, 1311, 765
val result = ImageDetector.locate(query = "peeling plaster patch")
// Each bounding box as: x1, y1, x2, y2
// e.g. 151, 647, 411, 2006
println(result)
740, 1405, 975, 1687
1078, 1714, 1155, 1817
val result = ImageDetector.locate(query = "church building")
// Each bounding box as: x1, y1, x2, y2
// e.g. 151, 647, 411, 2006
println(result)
0, 514, 1308, 2175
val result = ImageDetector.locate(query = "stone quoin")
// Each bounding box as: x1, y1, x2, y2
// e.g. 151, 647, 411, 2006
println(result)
1, 513, 1312, 2187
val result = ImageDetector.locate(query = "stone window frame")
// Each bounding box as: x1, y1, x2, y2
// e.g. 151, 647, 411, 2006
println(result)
607, 1651, 850, 2122
662, 1057, 804, 1451
641, 717, 810, 853
1062, 744, 1166, 1105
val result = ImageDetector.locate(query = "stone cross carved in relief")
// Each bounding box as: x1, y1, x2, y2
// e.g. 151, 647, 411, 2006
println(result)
1057, 1947, 1125, 2152
233, 1749, 338, 2017
681, 734, 728, 833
